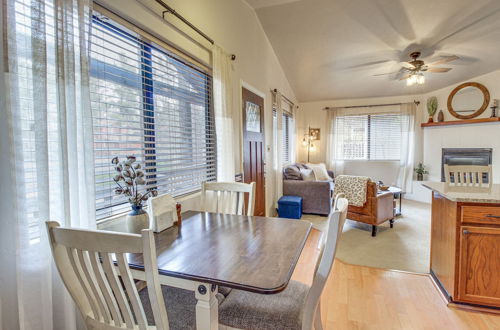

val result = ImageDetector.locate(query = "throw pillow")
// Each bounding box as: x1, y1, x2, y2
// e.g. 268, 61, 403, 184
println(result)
283, 165, 302, 180
307, 163, 331, 181
300, 168, 316, 181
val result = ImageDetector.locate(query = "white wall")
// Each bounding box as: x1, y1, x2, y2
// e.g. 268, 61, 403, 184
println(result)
98, 0, 297, 215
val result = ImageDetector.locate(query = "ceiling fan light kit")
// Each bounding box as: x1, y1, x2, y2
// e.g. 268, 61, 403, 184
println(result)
406, 72, 425, 86
375, 51, 458, 86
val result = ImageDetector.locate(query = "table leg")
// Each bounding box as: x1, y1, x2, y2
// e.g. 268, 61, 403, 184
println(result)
195, 282, 219, 330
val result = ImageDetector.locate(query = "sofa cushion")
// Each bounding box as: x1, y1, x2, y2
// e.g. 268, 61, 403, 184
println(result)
307, 163, 331, 181
300, 168, 316, 181
283, 165, 302, 180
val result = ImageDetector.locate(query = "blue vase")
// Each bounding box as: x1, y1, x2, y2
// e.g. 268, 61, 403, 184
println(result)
129, 204, 146, 216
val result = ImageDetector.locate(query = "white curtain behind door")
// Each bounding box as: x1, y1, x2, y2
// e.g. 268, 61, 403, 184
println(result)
1, 0, 95, 329
212, 45, 236, 181
273, 90, 283, 208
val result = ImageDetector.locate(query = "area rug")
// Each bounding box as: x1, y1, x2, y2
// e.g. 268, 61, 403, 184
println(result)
301, 199, 431, 273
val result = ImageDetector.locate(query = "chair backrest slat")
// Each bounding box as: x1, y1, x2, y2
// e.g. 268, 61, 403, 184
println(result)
201, 181, 256, 216
77, 248, 112, 323
101, 252, 134, 327
89, 251, 123, 327
302, 194, 348, 330
116, 253, 148, 330
65, 246, 102, 320
444, 165, 492, 188
46, 221, 169, 330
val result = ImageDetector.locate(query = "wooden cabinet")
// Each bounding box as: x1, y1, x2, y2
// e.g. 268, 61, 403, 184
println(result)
430, 192, 500, 310
457, 226, 500, 307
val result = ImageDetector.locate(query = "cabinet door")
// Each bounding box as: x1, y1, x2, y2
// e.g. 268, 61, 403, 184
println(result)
458, 226, 500, 307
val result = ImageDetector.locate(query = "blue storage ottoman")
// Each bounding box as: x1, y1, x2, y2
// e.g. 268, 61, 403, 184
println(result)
278, 196, 303, 219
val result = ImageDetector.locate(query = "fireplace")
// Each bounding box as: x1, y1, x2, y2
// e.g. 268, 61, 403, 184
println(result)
441, 148, 492, 182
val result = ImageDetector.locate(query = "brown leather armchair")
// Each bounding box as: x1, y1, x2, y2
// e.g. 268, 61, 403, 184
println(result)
347, 181, 395, 237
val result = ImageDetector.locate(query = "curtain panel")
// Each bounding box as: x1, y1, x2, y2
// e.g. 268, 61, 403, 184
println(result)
1, 0, 95, 329
212, 45, 236, 182
273, 90, 284, 208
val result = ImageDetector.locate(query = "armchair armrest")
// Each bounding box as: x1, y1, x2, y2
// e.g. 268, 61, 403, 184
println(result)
371, 192, 394, 224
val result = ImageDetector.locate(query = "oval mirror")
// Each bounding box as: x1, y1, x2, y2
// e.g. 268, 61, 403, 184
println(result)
447, 82, 490, 119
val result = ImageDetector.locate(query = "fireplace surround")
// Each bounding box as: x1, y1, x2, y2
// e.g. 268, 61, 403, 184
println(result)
441, 148, 492, 182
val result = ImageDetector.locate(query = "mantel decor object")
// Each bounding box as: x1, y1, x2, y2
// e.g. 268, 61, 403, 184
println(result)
437, 109, 444, 122
111, 156, 158, 233
426, 96, 438, 123
447, 82, 490, 119
491, 99, 498, 118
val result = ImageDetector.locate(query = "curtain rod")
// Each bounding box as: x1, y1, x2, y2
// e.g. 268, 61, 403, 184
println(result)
155, 0, 236, 60
155, 0, 215, 45
272, 89, 295, 107
323, 100, 420, 110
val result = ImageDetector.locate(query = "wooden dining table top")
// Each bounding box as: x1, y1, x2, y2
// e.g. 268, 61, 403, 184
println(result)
127, 211, 312, 294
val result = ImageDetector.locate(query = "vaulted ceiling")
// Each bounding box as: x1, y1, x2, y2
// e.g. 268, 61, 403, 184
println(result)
246, 0, 500, 101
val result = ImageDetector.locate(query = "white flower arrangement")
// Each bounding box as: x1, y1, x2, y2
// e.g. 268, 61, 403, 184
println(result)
111, 156, 158, 208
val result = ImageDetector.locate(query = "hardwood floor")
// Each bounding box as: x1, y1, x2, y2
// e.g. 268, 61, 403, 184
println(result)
292, 229, 500, 330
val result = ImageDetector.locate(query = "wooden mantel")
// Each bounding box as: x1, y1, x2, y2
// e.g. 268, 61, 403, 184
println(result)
421, 117, 500, 127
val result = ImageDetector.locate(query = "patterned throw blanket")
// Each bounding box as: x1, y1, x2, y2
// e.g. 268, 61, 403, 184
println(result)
333, 175, 370, 207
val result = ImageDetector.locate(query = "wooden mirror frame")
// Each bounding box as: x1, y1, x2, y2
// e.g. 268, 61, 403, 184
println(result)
447, 82, 490, 120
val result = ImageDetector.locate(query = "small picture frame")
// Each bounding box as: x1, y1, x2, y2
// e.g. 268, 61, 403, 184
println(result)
309, 128, 320, 141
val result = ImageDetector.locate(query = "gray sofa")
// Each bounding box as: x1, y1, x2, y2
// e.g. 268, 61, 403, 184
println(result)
282, 163, 334, 216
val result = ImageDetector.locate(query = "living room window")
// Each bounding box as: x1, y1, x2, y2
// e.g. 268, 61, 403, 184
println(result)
335, 113, 402, 161
282, 112, 294, 163
91, 12, 215, 219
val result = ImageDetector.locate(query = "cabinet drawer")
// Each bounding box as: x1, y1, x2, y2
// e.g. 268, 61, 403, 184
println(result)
461, 206, 500, 225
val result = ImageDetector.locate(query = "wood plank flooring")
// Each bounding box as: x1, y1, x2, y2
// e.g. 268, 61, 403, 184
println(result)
291, 229, 500, 330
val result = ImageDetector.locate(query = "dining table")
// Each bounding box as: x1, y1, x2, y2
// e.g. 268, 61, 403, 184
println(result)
105, 210, 312, 330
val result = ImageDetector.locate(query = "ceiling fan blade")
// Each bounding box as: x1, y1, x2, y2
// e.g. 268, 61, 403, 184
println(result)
372, 71, 399, 76
400, 62, 416, 69
427, 67, 452, 73
429, 55, 459, 66
399, 74, 412, 81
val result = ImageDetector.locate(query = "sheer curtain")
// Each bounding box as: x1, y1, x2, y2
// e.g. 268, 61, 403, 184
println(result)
325, 108, 345, 175
212, 45, 235, 181
1, 0, 95, 329
397, 103, 416, 192
273, 90, 284, 207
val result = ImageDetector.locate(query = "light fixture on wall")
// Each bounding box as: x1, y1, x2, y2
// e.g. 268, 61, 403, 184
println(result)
302, 126, 320, 162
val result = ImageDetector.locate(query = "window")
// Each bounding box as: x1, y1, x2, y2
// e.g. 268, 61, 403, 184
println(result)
282, 112, 294, 163
91, 12, 215, 219
335, 113, 402, 160
273, 108, 295, 164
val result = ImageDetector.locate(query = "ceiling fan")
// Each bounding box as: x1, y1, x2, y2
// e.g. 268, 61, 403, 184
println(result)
374, 51, 459, 86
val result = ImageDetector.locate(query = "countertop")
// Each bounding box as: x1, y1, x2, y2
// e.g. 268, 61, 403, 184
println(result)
422, 181, 500, 204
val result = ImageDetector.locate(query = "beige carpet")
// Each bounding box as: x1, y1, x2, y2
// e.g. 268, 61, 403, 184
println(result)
301, 199, 431, 273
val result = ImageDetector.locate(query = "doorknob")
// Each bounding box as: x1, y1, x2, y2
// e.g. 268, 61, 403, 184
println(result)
463, 229, 470, 235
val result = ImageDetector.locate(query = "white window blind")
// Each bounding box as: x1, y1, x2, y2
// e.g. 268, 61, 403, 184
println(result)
282, 112, 294, 163
90, 13, 215, 219
335, 113, 402, 161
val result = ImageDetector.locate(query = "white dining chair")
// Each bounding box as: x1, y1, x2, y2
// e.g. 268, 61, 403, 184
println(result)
201, 181, 256, 216
46, 222, 170, 330
217, 194, 349, 330
444, 164, 492, 188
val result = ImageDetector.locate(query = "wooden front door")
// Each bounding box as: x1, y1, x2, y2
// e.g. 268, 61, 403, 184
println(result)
242, 87, 265, 216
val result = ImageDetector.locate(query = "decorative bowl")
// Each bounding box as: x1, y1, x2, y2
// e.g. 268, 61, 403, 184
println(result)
379, 185, 389, 191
